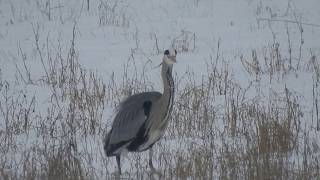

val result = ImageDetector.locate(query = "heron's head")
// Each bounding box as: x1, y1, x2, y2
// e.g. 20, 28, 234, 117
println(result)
163, 48, 177, 65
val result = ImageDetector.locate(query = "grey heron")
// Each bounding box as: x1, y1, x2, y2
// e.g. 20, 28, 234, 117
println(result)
104, 48, 177, 175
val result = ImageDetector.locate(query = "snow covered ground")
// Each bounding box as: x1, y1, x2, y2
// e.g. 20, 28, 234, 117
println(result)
0, 0, 320, 179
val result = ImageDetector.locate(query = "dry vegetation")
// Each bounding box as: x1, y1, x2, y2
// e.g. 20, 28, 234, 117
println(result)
0, 0, 320, 180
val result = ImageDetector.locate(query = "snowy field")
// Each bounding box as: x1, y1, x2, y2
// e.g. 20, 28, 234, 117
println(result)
0, 0, 320, 179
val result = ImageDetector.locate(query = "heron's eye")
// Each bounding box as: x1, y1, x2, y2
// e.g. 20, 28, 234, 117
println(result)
164, 50, 169, 55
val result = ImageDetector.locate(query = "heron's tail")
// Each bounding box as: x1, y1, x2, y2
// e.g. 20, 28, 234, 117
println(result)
104, 130, 132, 156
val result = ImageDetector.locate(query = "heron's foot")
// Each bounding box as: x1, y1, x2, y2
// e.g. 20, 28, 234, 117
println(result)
151, 167, 162, 175
110, 170, 120, 180
148, 159, 163, 179
111, 171, 131, 180
147, 167, 162, 180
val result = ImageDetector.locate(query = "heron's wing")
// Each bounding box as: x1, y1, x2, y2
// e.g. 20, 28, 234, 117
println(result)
107, 91, 162, 151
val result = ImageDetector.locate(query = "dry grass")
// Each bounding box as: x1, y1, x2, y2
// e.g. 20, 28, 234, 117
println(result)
98, 0, 131, 27
0, 5, 320, 180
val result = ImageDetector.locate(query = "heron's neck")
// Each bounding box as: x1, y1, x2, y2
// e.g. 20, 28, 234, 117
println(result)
161, 62, 174, 94
160, 62, 175, 120
158, 62, 175, 128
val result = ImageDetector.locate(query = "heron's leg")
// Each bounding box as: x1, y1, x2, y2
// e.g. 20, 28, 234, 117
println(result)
148, 148, 162, 179
116, 155, 121, 175
149, 148, 156, 172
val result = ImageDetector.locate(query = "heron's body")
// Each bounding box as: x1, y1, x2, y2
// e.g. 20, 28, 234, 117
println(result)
104, 48, 177, 175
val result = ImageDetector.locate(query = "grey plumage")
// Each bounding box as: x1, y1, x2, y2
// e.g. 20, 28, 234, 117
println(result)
104, 48, 177, 175
105, 92, 161, 155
